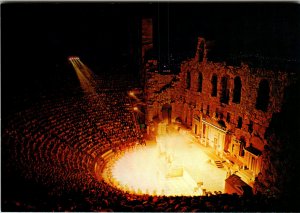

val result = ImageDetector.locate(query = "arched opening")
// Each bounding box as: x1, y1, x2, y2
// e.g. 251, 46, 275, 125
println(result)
215, 108, 219, 118
197, 72, 203, 92
218, 120, 226, 129
198, 41, 205, 62
175, 117, 182, 124
152, 115, 159, 122
186, 71, 191, 89
226, 112, 231, 123
239, 136, 246, 157
248, 120, 253, 134
211, 74, 218, 97
162, 104, 172, 124
206, 105, 210, 116
237, 116, 243, 129
233, 76, 242, 104
220, 76, 229, 104
255, 79, 270, 112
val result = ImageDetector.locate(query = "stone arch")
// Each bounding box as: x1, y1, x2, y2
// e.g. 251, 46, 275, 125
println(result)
237, 116, 243, 129
175, 117, 182, 124
218, 119, 226, 129
232, 76, 242, 104
220, 75, 229, 104
162, 103, 172, 124
211, 74, 218, 97
255, 79, 270, 112
239, 136, 246, 156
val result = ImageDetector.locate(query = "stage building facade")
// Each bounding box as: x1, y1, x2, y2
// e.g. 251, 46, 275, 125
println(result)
143, 36, 296, 191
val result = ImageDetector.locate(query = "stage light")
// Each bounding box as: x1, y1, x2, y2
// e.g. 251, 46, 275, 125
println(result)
129, 91, 135, 97
133, 106, 138, 111
69, 56, 95, 95
68, 56, 80, 61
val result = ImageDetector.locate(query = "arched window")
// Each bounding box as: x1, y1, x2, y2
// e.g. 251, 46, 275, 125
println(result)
248, 120, 253, 134
218, 120, 226, 129
215, 108, 219, 118
206, 105, 210, 116
255, 79, 270, 112
197, 72, 203, 92
226, 112, 231, 123
237, 116, 243, 129
220, 76, 229, 104
220, 112, 224, 120
233, 76, 242, 103
239, 137, 246, 157
211, 74, 217, 97
186, 71, 191, 89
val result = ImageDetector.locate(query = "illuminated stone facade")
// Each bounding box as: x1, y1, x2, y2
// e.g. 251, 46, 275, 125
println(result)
144, 37, 295, 189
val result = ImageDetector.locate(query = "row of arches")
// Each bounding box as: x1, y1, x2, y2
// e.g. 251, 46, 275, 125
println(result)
186, 72, 203, 92
186, 71, 270, 112
211, 74, 241, 104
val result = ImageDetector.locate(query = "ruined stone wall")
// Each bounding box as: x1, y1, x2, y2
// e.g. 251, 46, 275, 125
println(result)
145, 71, 178, 122
179, 59, 290, 150
144, 37, 296, 183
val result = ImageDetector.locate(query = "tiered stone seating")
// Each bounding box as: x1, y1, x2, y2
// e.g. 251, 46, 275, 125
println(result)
2, 73, 283, 212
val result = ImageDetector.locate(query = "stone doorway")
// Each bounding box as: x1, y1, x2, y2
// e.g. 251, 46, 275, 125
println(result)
162, 104, 172, 124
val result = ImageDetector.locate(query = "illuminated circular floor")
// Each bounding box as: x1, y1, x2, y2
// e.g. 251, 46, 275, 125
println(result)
104, 133, 227, 196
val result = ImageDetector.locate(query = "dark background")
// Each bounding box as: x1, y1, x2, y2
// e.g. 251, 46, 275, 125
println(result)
2, 2, 300, 113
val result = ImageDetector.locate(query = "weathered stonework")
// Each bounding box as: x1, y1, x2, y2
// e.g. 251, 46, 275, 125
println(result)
144, 37, 296, 192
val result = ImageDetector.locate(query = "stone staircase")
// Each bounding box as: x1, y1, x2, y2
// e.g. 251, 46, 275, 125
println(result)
214, 160, 224, 168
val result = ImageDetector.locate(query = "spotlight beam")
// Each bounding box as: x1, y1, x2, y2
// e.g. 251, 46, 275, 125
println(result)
69, 56, 96, 94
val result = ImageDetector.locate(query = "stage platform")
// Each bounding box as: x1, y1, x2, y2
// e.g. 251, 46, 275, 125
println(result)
104, 132, 227, 196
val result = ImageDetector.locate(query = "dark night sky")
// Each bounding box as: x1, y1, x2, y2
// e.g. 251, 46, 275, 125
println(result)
2, 2, 300, 109
2, 2, 300, 66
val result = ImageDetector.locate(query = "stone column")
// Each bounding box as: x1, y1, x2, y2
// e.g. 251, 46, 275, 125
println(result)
205, 125, 208, 147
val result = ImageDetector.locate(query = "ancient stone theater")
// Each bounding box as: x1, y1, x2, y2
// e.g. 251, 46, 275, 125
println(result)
2, 5, 300, 212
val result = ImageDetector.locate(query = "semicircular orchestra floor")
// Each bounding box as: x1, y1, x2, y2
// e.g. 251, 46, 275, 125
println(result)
102, 133, 227, 196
